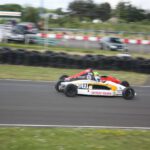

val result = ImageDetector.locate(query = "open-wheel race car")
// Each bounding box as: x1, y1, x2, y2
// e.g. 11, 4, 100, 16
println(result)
59, 68, 130, 87
55, 69, 136, 100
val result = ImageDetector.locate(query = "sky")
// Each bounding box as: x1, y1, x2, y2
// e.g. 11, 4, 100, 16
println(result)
0, 0, 150, 10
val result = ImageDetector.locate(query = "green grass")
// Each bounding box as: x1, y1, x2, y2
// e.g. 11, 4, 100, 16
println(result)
48, 22, 150, 39
0, 42, 119, 55
0, 43, 150, 59
49, 22, 150, 33
0, 64, 149, 85
0, 127, 150, 150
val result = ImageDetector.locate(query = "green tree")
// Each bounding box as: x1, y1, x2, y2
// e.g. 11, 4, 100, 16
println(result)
94, 2, 111, 21
0, 4, 22, 12
22, 6, 40, 23
145, 12, 150, 20
55, 8, 64, 15
115, 2, 146, 22
115, 2, 128, 21
127, 6, 145, 22
68, 0, 96, 20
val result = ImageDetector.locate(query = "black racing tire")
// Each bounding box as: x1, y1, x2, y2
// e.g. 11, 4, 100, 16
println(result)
64, 84, 77, 97
122, 87, 135, 100
59, 75, 68, 81
55, 80, 63, 92
121, 81, 130, 87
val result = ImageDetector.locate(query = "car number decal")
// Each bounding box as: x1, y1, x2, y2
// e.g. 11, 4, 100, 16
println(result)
78, 83, 88, 89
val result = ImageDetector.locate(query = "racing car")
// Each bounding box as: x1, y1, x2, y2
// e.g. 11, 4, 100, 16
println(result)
59, 68, 130, 87
55, 69, 135, 100
55, 79, 135, 100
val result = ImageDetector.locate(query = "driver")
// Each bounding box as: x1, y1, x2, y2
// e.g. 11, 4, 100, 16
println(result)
93, 71, 101, 82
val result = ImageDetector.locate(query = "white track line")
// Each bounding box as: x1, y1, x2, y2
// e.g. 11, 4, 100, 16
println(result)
0, 79, 56, 83
0, 79, 150, 87
0, 124, 150, 130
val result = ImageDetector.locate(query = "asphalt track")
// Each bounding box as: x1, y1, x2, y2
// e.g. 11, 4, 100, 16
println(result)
58, 39, 150, 53
0, 80, 150, 128
0, 26, 150, 53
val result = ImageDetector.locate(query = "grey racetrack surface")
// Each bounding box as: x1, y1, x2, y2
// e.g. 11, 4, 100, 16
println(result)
0, 24, 150, 53
0, 80, 150, 127
58, 39, 150, 53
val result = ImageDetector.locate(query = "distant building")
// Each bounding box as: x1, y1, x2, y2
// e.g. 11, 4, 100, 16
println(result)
40, 13, 63, 19
92, 19, 103, 23
0, 11, 21, 21
108, 17, 119, 23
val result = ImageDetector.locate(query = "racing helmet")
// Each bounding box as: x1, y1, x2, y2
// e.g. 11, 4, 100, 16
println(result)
93, 71, 100, 76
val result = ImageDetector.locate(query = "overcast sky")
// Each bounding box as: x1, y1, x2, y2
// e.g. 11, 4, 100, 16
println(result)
0, 0, 150, 10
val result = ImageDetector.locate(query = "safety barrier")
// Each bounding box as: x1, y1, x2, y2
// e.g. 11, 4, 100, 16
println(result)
0, 47, 150, 74
37, 33, 150, 45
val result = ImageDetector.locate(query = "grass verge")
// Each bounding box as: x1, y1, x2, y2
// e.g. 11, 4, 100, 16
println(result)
0, 64, 149, 85
0, 43, 150, 59
0, 43, 123, 55
0, 127, 150, 150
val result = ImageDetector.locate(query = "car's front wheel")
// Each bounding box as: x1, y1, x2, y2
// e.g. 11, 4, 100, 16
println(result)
55, 81, 63, 92
64, 84, 77, 97
122, 87, 135, 100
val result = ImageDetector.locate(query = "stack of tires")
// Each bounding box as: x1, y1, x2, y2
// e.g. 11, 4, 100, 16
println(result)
0, 47, 150, 74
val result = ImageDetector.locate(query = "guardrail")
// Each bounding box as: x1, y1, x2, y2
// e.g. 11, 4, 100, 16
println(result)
36, 33, 150, 45
31, 36, 59, 46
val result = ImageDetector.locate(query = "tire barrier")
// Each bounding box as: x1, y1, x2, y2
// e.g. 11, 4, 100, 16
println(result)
0, 47, 150, 74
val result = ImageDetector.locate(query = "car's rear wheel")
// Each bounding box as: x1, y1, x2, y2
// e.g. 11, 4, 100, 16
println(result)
121, 81, 130, 87
59, 75, 68, 81
122, 87, 135, 100
55, 81, 63, 92
64, 84, 77, 97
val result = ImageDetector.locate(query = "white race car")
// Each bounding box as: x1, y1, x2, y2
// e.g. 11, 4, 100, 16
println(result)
55, 79, 136, 100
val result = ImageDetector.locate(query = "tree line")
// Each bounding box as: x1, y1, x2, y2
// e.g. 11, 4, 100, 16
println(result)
68, 0, 150, 22
0, 0, 150, 23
